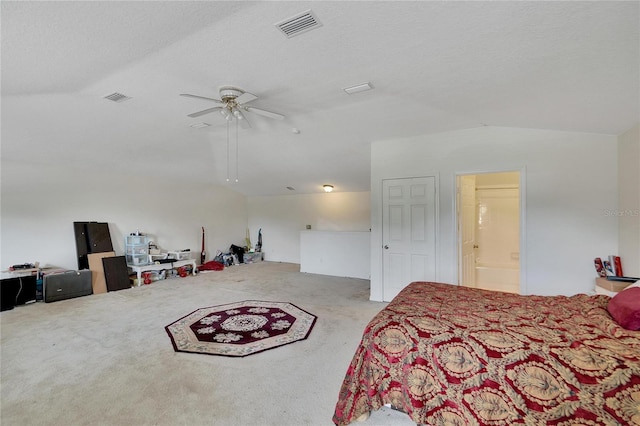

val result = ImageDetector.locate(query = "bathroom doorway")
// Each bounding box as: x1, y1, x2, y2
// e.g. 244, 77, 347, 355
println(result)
457, 171, 521, 294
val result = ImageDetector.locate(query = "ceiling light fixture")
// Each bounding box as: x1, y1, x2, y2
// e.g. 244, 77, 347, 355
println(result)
220, 108, 232, 120
343, 82, 373, 95
323, 184, 334, 193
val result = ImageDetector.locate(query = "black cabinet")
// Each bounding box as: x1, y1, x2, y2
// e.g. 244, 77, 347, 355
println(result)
74, 222, 113, 270
1, 275, 37, 311
102, 256, 131, 292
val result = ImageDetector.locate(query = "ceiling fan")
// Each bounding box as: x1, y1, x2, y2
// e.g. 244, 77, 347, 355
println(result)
180, 86, 284, 129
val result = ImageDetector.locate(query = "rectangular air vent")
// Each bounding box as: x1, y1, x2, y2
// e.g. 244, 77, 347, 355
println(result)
103, 92, 131, 103
343, 82, 374, 95
275, 10, 322, 38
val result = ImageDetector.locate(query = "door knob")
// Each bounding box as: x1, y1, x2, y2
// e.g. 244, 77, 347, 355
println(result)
384, 245, 389, 249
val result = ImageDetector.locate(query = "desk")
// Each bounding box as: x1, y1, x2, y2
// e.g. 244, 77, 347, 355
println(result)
129, 259, 196, 286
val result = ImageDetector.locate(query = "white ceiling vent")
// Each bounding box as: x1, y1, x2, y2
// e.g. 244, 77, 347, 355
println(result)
103, 92, 131, 103
275, 10, 322, 38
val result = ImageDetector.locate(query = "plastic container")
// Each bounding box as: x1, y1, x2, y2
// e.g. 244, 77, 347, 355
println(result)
125, 235, 150, 266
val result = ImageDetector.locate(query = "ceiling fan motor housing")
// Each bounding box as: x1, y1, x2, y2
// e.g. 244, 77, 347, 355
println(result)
219, 86, 244, 102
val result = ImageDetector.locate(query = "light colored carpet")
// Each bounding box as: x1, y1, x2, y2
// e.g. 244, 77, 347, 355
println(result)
1, 262, 415, 426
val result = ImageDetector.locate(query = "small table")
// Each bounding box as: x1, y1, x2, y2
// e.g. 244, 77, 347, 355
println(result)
129, 259, 197, 286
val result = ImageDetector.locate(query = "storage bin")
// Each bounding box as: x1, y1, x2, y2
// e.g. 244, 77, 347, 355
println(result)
125, 235, 150, 266
149, 253, 168, 263
244, 252, 263, 263
168, 251, 192, 261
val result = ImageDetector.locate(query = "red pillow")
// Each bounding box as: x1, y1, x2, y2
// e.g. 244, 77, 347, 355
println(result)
607, 287, 640, 330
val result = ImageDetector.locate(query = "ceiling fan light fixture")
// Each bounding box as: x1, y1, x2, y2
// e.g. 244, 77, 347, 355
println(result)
323, 184, 334, 193
233, 109, 243, 120
220, 108, 232, 121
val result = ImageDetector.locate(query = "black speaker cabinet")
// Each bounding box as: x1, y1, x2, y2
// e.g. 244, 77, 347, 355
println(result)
1, 275, 37, 310
102, 256, 130, 292
74, 222, 113, 270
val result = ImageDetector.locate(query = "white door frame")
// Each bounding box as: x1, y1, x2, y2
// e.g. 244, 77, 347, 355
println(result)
457, 174, 477, 287
454, 168, 527, 294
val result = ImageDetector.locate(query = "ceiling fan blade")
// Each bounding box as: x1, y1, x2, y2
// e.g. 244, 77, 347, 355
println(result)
180, 93, 223, 104
236, 92, 257, 104
245, 106, 285, 120
188, 106, 222, 118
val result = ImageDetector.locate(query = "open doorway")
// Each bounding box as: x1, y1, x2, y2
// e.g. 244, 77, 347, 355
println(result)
457, 171, 521, 294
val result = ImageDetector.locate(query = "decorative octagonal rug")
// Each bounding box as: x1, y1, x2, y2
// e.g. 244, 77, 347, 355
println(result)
165, 300, 317, 357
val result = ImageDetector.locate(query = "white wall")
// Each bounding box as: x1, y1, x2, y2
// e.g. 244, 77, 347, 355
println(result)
300, 231, 370, 279
370, 126, 618, 300
247, 192, 371, 264
618, 123, 640, 277
1, 160, 248, 270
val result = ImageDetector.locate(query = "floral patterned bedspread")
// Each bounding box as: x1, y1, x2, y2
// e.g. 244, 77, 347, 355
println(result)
333, 282, 640, 425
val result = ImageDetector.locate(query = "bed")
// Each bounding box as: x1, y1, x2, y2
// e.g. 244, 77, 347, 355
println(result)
333, 281, 640, 425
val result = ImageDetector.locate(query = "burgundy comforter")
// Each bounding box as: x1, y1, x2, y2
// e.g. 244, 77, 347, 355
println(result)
333, 282, 640, 425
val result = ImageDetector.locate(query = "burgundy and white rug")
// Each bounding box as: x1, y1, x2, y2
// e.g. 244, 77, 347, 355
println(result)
165, 300, 317, 357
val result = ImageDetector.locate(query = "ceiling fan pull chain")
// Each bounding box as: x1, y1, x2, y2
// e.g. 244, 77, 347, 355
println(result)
235, 118, 239, 182
226, 119, 230, 182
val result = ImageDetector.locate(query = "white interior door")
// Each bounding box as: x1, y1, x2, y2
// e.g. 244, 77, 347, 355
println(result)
382, 177, 436, 301
459, 175, 476, 287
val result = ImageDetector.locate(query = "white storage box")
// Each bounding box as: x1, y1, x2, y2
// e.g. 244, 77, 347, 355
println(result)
148, 253, 168, 263
167, 251, 192, 261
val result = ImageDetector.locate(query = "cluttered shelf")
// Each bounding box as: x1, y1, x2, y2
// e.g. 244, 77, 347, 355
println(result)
129, 258, 196, 286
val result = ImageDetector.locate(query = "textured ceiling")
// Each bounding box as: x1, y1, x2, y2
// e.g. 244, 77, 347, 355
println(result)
2, 1, 638, 196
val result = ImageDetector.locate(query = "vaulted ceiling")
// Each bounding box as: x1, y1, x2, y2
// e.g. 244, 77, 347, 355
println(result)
2, 1, 638, 196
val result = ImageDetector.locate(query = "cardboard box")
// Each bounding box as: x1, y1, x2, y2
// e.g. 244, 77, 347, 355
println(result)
88, 251, 115, 294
